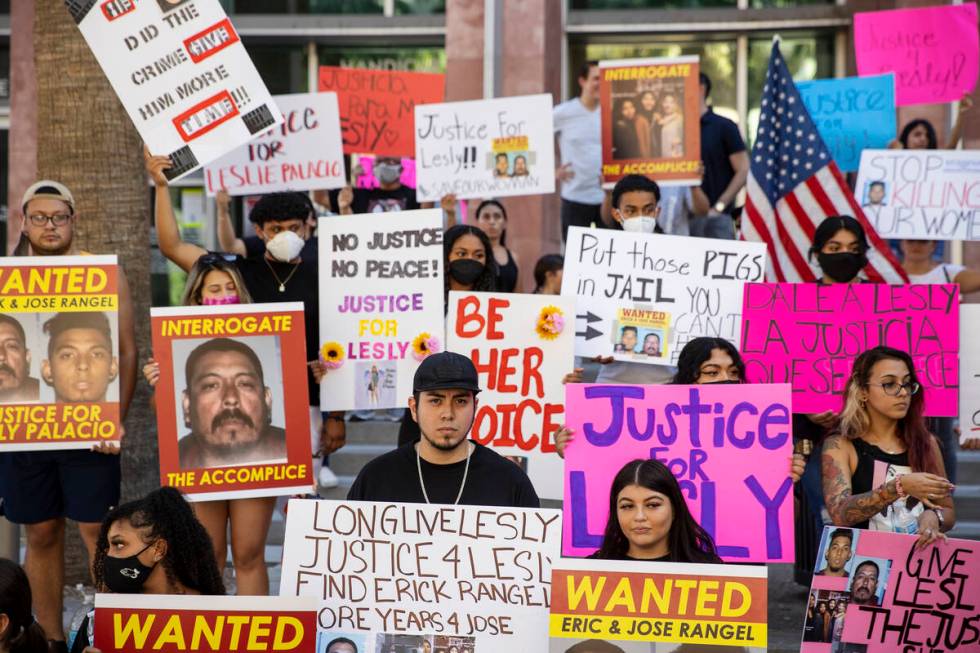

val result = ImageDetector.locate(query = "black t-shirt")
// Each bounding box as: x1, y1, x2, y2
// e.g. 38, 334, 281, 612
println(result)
351, 186, 420, 214
700, 107, 747, 208
235, 253, 319, 405
348, 441, 540, 508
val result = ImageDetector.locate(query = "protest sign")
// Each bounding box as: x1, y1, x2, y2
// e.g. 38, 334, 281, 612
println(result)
150, 302, 314, 500
797, 74, 896, 173
801, 526, 979, 651
203, 93, 345, 196
855, 149, 980, 240
960, 305, 980, 447
93, 594, 317, 653
0, 256, 121, 452
598, 56, 701, 187
740, 282, 959, 416
413, 94, 555, 202
446, 291, 575, 500
318, 66, 444, 157
854, 2, 979, 106
549, 558, 768, 650
280, 499, 561, 652
563, 383, 795, 563
561, 226, 767, 365
318, 210, 444, 411
69, 0, 282, 181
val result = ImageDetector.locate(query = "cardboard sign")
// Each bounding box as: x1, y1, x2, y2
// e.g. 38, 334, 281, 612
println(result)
598, 56, 702, 187
413, 94, 556, 202
93, 594, 317, 653
318, 210, 444, 411
855, 149, 980, 240
740, 282, 959, 416
854, 3, 979, 106
797, 74, 897, 173
446, 292, 576, 501
279, 499, 561, 652
69, 0, 282, 181
203, 93, 346, 196
562, 383, 795, 563
561, 226, 767, 366
318, 66, 444, 157
550, 558, 768, 650
150, 302, 314, 501
960, 305, 980, 447
801, 526, 980, 651
0, 256, 121, 452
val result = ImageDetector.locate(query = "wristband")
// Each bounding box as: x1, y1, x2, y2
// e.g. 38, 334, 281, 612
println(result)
933, 508, 945, 529
895, 475, 906, 498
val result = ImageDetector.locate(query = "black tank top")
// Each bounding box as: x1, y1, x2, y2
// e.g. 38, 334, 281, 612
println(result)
496, 248, 518, 293
850, 438, 922, 532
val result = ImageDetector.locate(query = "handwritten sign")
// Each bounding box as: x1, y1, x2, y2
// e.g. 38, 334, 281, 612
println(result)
855, 149, 980, 240
960, 305, 980, 447
69, 0, 282, 181
854, 3, 979, 106
598, 56, 702, 187
317, 210, 444, 411
279, 499, 561, 652
150, 302, 314, 501
0, 256, 121, 452
740, 282, 959, 416
414, 94, 556, 202
563, 383, 795, 562
447, 292, 575, 500
797, 75, 896, 173
801, 526, 980, 652
93, 594, 317, 653
561, 226, 767, 365
318, 66, 444, 157
551, 558, 768, 648
203, 93, 345, 196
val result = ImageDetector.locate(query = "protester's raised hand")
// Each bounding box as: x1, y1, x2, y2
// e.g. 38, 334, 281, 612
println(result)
563, 368, 584, 384
308, 360, 326, 384
92, 425, 123, 455
216, 189, 231, 214
789, 452, 806, 483
440, 193, 458, 215
555, 426, 575, 459
142, 358, 160, 388
900, 472, 954, 509
592, 355, 614, 365
144, 146, 173, 187
959, 94, 974, 114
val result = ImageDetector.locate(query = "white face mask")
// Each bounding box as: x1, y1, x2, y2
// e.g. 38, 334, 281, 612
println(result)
266, 230, 305, 262
621, 216, 658, 233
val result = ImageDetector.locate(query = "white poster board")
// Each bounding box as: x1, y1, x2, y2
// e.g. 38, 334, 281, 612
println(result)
960, 304, 980, 447
855, 149, 980, 240
561, 226, 767, 365
446, 292, 575, 501
318, 210, 444, 411
203, 92, 346, 195
280, 499, 561, 653
414, 94, 555, 202
69, 0, 282, 181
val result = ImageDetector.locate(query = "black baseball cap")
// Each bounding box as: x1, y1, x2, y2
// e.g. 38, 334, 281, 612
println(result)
413, 352, 481, 394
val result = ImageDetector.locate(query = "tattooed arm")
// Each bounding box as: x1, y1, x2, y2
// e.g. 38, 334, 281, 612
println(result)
822, 435, 899, 526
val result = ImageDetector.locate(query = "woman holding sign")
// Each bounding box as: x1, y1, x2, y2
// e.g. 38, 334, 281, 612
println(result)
822, 346, 955, 550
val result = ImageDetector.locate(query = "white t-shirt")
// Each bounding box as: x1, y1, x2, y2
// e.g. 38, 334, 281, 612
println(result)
657, 186, 694, 236
907, 263, 964, 285
553, 98, 604, 205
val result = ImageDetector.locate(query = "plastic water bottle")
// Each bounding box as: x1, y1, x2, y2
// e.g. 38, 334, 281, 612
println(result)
66, 585, 94, 652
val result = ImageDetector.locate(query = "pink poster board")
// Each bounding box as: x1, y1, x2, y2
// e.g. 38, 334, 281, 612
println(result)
740, 283, 958, 416
562, 383, 795, 563
801, 527, 979, 652
354, 155, 417, 189
854, 3, 979, 106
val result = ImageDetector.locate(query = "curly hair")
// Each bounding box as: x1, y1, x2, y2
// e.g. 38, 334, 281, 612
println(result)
93, 487, 225, 595
0, 559, 48, 653
443, 224, 497, 296
248, 191, 313, 227
671, 337, 746, 385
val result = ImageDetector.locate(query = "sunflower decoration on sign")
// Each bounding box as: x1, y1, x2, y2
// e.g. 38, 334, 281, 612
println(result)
536, 305, 565, 341
411, 332, 440, 361
320, 342, 346, 369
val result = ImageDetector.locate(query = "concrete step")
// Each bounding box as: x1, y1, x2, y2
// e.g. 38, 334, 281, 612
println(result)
329, 443, 394, 476
344, 418, 403, 445
952, 485, 980, 523
956, 450, 980, 485
951, 520, 980, 540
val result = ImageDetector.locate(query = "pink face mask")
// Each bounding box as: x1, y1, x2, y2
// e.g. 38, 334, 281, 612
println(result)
202, 295, 240, 305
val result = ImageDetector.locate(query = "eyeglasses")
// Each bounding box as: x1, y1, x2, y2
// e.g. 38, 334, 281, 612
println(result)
27, 213, 71, 227
869, 381, 920, 397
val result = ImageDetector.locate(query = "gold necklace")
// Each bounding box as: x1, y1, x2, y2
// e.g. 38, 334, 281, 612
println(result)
264, 258, 301, 292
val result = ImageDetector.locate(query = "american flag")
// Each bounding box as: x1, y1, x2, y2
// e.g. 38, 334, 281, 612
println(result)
741, 42, 908, 283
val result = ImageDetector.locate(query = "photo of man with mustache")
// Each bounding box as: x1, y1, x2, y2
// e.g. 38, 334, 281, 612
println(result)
0, 315, 40, 404
178, 337, 286, 469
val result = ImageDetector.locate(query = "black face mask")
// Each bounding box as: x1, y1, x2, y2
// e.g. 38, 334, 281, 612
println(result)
449, 259, 485, 286
704, 379, 740, 384
817, 252, 867, 283
103, 543, 157, 594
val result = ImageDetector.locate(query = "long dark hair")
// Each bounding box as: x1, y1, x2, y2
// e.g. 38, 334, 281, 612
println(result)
839, 346, 942, 476
474, 199, 508, 247
594, 459, 721, 563
0, 559, 48, 653
93, 487, 225, 595
533, 254, 564, 293
671, 337, 746, 384
443, 224, 497, 294
808, 215, 869, 261
899, 119, 938, 150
